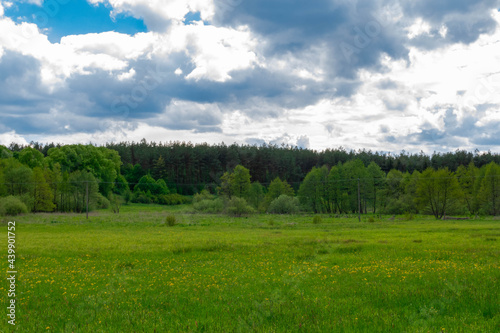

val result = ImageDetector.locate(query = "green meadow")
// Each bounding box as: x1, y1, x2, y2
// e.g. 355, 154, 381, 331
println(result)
1, 205, 499, 332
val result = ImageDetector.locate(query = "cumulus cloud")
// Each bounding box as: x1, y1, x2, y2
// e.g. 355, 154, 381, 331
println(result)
1, 0, 500, 153
88, 0, 215, 31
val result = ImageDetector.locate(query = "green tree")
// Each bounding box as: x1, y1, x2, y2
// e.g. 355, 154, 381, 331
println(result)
479, 162, 500, 215
67, 171, 100, 213
3, 161, 33, 196
341, 159, 367, 214
416, 168, 461, 219
247, 182, 265, 209
219, 165, 251, 199
298, 166, 329, 213
135, 175, 158, 194
32, 167, 55, 212
456, 162, 480, 214
262, 177, 294, 210
366, 162, 385, 213
18, 147, 45, 169
46, 145, 121, 195
327, 163, 345, 213
0, 145, 13, 159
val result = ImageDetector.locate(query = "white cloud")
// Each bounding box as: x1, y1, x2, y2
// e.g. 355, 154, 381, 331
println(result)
0, 131, 29, 146
0, 18, 139, 86
407, 18, 432, 39
89, 0, 215, 29
154, 23, 258, 82
60, 31, 156, 60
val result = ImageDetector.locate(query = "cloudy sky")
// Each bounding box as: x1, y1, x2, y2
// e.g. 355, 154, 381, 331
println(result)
1, 0, 499, 153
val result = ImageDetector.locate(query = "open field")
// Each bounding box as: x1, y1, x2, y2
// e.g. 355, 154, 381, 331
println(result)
1, 205, 499, 332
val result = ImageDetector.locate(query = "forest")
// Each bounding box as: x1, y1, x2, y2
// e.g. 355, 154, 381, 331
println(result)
0, 141, 499, 218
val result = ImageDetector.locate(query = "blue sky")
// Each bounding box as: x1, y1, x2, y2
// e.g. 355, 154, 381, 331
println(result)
4, 0, 147, 42
0, 0, 500, 153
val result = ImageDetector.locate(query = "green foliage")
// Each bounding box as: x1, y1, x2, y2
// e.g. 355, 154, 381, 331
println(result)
416, 168, 462, 219
3, 160, 34, 196
165, 214, 177, 226
226, 197, 255, 216
0, 196, 28, 216
108, 193, 124, 214
247, 182, 265, 209
479, 162, 500, 215
267, 195, 300, 214
18, 147, 45, 169
122, 163, 145, 189
263, 178, 294, 210
0, 145, 13, 159
219, 165, 251, 199
157, 194, 191, 205
365, 162, 386, 213
136, 175, 165, 195
312, 215, 322, 224
298, 166, 329, 213
32, 167, 55, 212
132, 190, 154, 204
96, 193, 111, 209
46, 144, 121, 195
123, 189, 133, 205
193, 198, 225, 213
456, 162, 480, 214
193, 189, 214, 203
113, 174, 129, 195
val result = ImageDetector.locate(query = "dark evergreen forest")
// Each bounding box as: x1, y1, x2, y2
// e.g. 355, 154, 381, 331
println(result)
6, 140, 500, 194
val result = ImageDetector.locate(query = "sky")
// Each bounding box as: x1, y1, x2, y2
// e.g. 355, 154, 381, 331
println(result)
0, 0, 499, 154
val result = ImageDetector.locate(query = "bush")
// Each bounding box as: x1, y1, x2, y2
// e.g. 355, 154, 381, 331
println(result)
312, 215, 322, 224
0, 196, 28, 216
166, 214, 177, 226
193, 190, 214, 203
267, 195, 300, 214
193, 198, 225, 213
158, 194, 192, 205
132, 191, 153, 204
227, 197, 255, 216
95, 193, 111, 209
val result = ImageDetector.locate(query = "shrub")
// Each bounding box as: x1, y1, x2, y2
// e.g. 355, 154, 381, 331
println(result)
193, 198, 225, 213
132, 191, 153, 204
367, 217, 375, 223
108, 193, 124, 214
0, 196, 28, 216
193, 190, 214, 203
158, 194, 192, 205
267, 195, 300, 214
403, 212, 414, 221
166, 214, 176, 226
227, 197, 255, 216
95, 193, 111, 209
312, 215, 322, 224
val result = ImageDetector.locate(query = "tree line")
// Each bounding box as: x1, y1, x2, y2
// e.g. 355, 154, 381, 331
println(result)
6, 140, 500, 195
1, 142, 499, 218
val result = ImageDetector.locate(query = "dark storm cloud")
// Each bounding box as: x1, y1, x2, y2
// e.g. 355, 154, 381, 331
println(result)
0, 51, 49, 114
2, 0, 500, 145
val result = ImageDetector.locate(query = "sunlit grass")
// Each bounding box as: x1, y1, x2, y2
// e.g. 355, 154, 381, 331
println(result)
1, 206, 499, 332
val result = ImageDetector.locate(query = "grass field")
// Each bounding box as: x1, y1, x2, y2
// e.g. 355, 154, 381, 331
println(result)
1, 205, 499, 332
